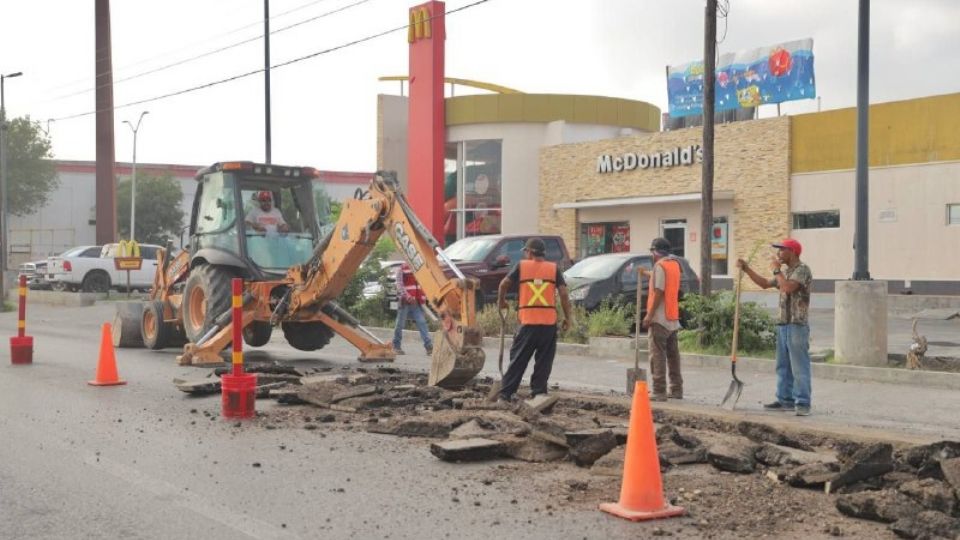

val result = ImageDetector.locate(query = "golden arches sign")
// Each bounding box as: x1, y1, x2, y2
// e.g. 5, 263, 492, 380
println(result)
407, 6, 431, 43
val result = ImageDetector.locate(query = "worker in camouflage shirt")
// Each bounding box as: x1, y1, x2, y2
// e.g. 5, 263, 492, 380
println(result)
738, 238, 814, 416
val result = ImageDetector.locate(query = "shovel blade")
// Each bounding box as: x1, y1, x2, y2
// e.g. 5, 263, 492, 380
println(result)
720, 379, 744, 410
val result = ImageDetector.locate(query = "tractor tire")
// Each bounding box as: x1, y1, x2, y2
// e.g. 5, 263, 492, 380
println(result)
243, 321, 273, 347
281, 321, 335, 351
142, 301, 173, 350
181, 264, 236, 344
82, 270, 111, 293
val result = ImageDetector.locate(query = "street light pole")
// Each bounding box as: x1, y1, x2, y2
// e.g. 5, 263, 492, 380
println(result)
264, 0, 272, 164
122, 111, 149, 242
0, 71, 24, 301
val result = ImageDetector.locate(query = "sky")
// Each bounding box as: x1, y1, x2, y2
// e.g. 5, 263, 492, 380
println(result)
2, 0, 959, 172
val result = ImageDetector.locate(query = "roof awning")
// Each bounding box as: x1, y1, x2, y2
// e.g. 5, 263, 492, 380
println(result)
552, 190, 734, 210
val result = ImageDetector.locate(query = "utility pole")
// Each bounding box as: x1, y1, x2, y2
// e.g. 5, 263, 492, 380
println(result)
264, 0, 272, 164
123, 111, 149, 241
853, 0, 870, 280
1, 71, 24, 302
700, 0, 717, 296
95, 0, 117, 245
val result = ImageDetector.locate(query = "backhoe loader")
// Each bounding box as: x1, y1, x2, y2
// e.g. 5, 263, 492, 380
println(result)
126, 161, 484, 388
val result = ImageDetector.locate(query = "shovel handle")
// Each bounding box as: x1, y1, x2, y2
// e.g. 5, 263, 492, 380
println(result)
730, 267, 744, 364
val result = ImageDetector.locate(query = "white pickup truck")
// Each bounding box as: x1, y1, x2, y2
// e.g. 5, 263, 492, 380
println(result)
46, 243, 161, 292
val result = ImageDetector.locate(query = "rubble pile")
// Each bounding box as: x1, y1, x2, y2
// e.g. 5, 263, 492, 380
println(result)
175, 364, 960, 538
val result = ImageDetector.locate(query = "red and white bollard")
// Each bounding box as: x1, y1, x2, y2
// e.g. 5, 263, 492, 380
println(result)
221, 277, 256, 418
10, 275, 33, 365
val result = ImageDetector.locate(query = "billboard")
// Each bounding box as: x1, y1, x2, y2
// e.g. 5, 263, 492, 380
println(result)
667, 38, 815, 118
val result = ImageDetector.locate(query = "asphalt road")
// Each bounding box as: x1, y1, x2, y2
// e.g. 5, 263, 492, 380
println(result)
1, 302, 957, 539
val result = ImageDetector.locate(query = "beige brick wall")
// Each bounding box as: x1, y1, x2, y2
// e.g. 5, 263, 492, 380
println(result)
539, 116, 791, 288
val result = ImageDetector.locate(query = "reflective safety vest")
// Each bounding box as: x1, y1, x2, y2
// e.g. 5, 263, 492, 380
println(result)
647, 257, 681, 321
518, 259, 558, 325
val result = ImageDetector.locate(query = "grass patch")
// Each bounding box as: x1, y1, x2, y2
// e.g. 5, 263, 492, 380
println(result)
678, 329, 775, 359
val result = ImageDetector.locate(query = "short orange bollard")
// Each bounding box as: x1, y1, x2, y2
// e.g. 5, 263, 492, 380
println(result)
221, 278, 256, 419
599, 380, 685, 522
88, 323, 126, 386
10, 275, 33, 365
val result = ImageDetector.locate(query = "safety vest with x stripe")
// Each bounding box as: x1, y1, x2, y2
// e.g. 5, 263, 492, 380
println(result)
517, 259, 558, 325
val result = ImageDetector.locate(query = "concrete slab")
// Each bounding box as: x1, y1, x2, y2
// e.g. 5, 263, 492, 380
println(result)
835, 490, 923, 523
429, 438, 505, 462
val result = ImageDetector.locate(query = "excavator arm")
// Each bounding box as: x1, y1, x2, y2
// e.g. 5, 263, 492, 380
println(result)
281, 172, 485, 387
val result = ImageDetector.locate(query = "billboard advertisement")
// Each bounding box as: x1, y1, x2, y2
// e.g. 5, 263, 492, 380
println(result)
667, 38, 815, 118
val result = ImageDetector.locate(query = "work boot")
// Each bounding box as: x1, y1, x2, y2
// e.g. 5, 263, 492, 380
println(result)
650, 393, 668, 402
425, 344, 433, 355
795, 405, 811, 416
668, 389, 683, 400
763, 401, 794, 411
393, 347, 405, 355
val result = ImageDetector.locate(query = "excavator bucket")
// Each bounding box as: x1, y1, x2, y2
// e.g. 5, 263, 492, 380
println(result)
428, 326, 485, 388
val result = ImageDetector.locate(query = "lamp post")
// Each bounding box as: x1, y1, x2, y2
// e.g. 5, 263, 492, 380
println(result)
122, 111, 149, 241
1, 71, 24, 301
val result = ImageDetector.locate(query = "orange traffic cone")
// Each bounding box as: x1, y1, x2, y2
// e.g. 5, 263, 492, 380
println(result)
89, 322, 126, 386
599, 380, 684, 521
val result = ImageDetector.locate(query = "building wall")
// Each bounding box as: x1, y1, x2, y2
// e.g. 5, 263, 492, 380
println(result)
792, 161, 960, 282
446, 121, 635, 235
539, 116, 792, 288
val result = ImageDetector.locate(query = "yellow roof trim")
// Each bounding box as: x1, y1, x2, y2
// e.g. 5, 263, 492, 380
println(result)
446, 94, 661, 131
378, 76, 522, 94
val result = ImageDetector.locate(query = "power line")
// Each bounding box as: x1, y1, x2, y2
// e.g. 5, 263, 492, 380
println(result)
49, 0, 492, 122
35, 0, 343, 98
39, 0, 374, 106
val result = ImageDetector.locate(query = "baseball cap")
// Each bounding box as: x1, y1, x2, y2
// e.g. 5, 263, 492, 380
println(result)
256, 191, 272, 202
771, 238, 802, 256
524, 237, 546, 256
650, 237, 672, 255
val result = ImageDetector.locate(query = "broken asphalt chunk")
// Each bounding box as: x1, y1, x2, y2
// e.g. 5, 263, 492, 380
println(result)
430, 438, 506, 462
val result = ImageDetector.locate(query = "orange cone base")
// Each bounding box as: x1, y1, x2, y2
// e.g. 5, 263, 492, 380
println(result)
599, 501, 685, 522
88, 379, 126, 386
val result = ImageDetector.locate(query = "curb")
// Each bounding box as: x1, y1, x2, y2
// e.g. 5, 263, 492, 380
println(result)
369, 327, 960, 390
24, 290, 109, 307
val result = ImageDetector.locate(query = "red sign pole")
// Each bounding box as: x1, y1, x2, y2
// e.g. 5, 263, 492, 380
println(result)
221, 277, 256, 419
10, 275, 34, 364
231, 277, 243, 376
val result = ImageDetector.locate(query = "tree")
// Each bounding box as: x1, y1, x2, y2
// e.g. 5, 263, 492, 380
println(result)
4, 116, 59, 216
117, 173, 185, 245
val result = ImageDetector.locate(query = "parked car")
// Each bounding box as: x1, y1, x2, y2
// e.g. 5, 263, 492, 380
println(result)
19, 245, 102, 291
46, 242, 162, 292
440, 234, 574, 308
564, 253, 699, 321
361, 259, 403, 302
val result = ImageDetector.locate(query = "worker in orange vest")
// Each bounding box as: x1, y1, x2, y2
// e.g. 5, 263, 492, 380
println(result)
496, 238, 574, 401
640, 237, 684, 402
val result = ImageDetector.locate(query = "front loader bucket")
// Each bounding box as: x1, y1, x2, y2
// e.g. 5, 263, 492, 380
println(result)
428, 328, 485, 388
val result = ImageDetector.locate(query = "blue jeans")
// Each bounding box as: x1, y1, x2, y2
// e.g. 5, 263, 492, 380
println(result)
392, 302, 433, 351
775, 324, 812, 407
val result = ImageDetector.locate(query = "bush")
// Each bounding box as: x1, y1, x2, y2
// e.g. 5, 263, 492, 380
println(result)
559, 304, 589, 344
585, 300, 632, 337
477, 304, 520, 337
679, 291, 775, 355
340, 236, 395, 312
352, 292, 394, 328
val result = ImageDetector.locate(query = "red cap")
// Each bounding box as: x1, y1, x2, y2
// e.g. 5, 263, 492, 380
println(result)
771, 238, 802, 256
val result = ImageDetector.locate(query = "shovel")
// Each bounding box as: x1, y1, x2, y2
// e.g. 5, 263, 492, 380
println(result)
627, 269, 647, 395
720, 267, 746, 410
484, 307, 507, 402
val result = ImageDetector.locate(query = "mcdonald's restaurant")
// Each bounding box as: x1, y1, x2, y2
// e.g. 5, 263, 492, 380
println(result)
538, 93, 960, 294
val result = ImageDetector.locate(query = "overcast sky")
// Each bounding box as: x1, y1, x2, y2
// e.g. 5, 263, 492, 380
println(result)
2, 0, 958, 172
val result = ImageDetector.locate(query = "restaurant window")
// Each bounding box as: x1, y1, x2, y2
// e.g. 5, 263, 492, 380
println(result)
948, 204, 960, 225
580, 222, 630, 259
443, 140, 503, 245
711, 216, 729, 276
792, 210, 840, 229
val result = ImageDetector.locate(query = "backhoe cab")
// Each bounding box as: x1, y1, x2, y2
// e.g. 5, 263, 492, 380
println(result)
133, 162, 485, 389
